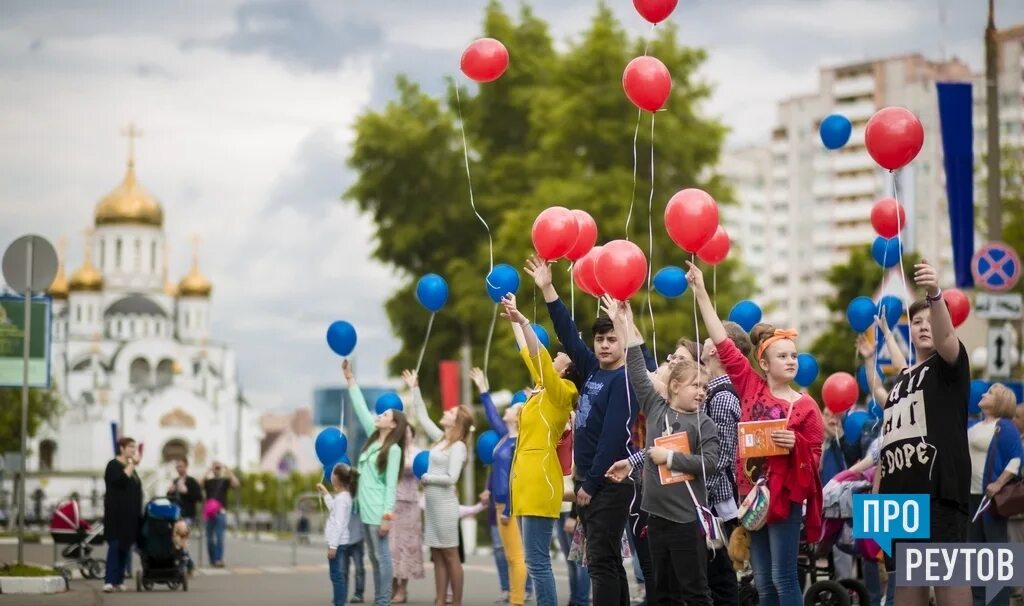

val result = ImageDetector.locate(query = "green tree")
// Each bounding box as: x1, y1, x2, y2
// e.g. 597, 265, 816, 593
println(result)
0, 388, 61, 453
345, 2, 751, 402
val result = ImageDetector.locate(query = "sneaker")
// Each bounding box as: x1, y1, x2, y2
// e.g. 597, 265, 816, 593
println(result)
116, 585, 127, 592
525, 594, 535, 603
103, 584, 114, 593
350, 596, 364, 604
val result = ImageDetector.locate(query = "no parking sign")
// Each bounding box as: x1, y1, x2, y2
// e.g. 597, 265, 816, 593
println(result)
971, 242, 1021, 292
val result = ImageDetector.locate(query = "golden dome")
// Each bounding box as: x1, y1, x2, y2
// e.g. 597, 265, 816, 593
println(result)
47, 241, 69, 299
178, 238, 212, 297
164, 278, 179, 297
69, 232, 104, 292
94, 124, 162, 227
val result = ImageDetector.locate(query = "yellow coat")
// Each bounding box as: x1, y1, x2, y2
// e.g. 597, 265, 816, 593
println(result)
509, 347, 577, 518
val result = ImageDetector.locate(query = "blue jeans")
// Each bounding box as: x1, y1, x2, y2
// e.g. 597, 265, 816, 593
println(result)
491, 523, 511, 593
557, 513, 591, 605
105, 538, 131, 586
344, 540, 366, 598
521, 516, 556, 606
329, 546, 350, 606
749, 502, 802, 606
364, 524, 392, 606
861, 557, 882, 606
207, 511, 227, 564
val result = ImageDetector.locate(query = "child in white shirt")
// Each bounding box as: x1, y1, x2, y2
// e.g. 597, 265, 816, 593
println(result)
318, 463, 357, 606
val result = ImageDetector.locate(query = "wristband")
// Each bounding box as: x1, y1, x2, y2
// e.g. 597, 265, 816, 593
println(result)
518, 319, 531, 327
926, 289, 943, 304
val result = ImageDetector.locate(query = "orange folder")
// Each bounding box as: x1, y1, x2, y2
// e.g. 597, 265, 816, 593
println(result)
653, 431, 695, 485
737, 419, 790, 459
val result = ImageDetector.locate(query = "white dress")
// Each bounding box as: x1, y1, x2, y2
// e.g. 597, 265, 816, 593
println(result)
412, 387, 467, 549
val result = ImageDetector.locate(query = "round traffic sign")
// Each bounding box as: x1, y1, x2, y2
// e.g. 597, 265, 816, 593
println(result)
2, 235, 58, 294
971, 242, 1021, 292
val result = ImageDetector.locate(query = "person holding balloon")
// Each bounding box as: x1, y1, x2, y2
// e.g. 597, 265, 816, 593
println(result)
687, 262, 824, 606
317, 463, 358, 606
390, 424, 425, 603
500, 292, 579, 606
343, 360, 408, 606
875, 259, 972, 606
406, 370, 474, 606
470, 367, 528, 606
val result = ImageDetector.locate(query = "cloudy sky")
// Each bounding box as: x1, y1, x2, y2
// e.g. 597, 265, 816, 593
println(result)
1, 0, 1021, 411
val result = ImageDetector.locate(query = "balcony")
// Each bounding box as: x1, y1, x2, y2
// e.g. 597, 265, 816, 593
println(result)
832, 200, 876, 222
832, 175, 878, 198
835, 99, 877, 122
833, 75, 876, 99
832, 152, 875, 173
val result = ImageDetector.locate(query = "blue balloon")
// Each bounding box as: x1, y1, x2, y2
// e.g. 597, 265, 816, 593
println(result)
416, 273, 449, 312
412, 451, 430, 479
326, 321, 358, 357
375, 392, 404, 415
532, 323, 551, 349
486, 264, 520, 303
876, 295, 904, 328
871, 237, 903, 269
856, 364, 886, 395
794, 353, 819, 387
322, 455, 352, 484
476, 430, 501, 465
868, 398, 884, 419
315, 428, 348, 466
728, 300, 762, 333
847, 296, 876, 333
819, 114, 852, 150
842, 410, 870, 443
511, 390, 528, 405
653, 266, 688, 298
970, 379, 989, 415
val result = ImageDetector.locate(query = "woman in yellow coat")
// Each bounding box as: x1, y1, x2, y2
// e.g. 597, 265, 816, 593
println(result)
501, 293, 578, 606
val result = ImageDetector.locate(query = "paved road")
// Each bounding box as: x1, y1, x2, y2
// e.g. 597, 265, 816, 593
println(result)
0, 534, 600, 606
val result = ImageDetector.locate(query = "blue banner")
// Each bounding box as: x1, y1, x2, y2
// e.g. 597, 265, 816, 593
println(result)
937, 82, 975, 289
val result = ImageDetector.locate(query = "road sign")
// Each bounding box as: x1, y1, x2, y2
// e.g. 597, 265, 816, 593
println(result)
987, 325, 1016, 378
1, 236, 58, 293
972, 242, 1021, 292
976, 292, 1023, 320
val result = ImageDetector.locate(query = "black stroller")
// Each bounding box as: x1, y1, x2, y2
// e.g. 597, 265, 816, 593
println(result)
135, 497, 188, 592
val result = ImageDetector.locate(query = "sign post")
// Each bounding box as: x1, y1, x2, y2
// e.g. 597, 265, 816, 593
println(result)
2, 235, 57, 565
972, 243, 1022, 390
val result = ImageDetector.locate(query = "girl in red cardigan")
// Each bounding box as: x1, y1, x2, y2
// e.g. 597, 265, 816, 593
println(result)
687, 263, 823, 606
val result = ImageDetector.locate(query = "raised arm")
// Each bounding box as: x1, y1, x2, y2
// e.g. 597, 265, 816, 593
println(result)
874, 315, 908, 372
527, 255, 597, 376
857, 335, 892, 405
502, 294, 540, 358
914, 259, 959, 365
471, 367, 508, 437
404, 370, 443, 442
343, 360, 375, 435
423, 441, 467, 486
686, 262, 728, 345
602, 296, 661, 415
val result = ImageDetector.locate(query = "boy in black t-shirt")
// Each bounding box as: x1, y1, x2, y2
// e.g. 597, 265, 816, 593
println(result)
167, 458, 202, 573
877, 260, 971, 606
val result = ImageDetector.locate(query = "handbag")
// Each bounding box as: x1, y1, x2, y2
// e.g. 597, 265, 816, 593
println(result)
737, 477, 770, 531
986, 423, 1024, 518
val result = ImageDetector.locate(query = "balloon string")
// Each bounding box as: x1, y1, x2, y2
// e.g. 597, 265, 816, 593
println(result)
892, 171, 914, 368
454, 84, 494, 273
415, 313, 436, 376
569, 263, 576, 322
645, 112, 657, 362
625, 107, 642, 241
692, 253, 701, 388
713, 265, 718, 315
483, 304, 498, 377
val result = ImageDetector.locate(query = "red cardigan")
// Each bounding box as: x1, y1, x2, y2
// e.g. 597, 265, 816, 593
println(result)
717, 338, 825, 540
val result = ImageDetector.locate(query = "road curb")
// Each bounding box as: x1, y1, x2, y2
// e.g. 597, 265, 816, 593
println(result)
0, 576, 67, 594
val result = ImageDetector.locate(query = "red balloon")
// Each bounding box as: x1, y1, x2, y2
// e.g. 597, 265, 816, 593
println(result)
573, 246, 604, 297
532, 206, 580, 261
822, 372, 858, 414
633, 0, 678, 24
943, 288, 971, 328
566, 210, 598, 262
870, 197, 907, 239
665, 188, 719, 253
595, 240, 648, 301
864, 106, 924, 171
623, 56, 671, 113
460, 38, 509, 83
696, 225, 730, 265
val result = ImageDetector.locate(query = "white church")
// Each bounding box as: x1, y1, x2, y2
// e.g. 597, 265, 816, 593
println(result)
28, 129, 261, 504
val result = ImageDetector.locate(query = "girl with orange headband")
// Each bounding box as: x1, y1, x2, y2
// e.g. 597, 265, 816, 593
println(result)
686, 262, 823, 606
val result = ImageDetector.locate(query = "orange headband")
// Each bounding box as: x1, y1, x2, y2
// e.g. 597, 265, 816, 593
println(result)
756, 329, 798, 361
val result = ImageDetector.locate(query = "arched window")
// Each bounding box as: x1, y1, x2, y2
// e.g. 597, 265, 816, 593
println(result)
155, 359, 175, 387
161, 439, 189, 464
129, 357, 151, 388
99, 239, 106, 269
134, 239, 141, 271
150, 240, 157, 273
115, 238, 123, 269
39, 439, 57, 471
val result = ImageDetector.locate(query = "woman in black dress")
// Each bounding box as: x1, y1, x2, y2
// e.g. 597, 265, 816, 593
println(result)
103, 436, 143, 592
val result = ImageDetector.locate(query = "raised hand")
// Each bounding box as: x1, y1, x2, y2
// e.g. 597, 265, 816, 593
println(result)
342, 359, 355, 384
913, 259, 939, 296
856, 334, 874, 359
524, 255, 553, 290
469, 367, 489, 393
401, 369, 418, 390
500, 294, 529, 325
685, 261, 706, 294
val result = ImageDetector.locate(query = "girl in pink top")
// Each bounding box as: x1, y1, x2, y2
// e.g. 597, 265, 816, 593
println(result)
688, 262, 823, 606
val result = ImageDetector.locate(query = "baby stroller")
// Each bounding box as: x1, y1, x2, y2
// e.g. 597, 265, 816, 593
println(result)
50, 499, 105, 582
135, 497, 188, 592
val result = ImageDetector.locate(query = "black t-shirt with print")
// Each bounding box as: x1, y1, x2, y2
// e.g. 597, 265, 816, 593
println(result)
878, 342, 971, 513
